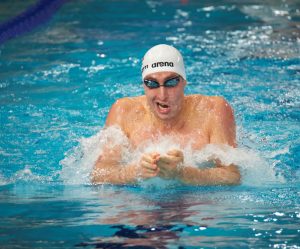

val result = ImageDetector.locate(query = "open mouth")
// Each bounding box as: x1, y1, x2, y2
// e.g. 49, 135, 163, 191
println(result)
156, 102, 170, 114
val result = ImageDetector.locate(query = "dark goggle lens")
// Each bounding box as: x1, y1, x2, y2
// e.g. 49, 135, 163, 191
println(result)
164, 77, 180, 87
143, 79, 160, 89
143, 76, 181, 89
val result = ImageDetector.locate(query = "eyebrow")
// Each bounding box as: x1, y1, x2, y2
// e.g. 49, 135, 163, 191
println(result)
145, 75, 179, 81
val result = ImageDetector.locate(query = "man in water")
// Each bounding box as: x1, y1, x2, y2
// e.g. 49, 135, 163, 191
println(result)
92, 44, 240, 185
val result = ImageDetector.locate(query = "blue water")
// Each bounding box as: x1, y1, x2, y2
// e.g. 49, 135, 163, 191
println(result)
0, 0, 299, 248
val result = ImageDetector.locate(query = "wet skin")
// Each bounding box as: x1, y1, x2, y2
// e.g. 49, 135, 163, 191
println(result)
92, 72, 240, 185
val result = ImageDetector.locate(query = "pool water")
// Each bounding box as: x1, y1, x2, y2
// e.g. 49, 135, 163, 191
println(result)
0, 0, 299, 248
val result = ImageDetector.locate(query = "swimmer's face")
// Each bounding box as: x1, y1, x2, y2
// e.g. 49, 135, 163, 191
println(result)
143, 71, 186, 121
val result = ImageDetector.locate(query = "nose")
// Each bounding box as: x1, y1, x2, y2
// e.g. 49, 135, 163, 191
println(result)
158, 85, 168, 100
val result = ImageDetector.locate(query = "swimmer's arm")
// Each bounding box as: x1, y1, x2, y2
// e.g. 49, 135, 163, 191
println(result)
158, 150, 240, 185
92, 99, 138, 184
91, 145, 138, 185
205, 97, 240, 185
177, 97, 240, 185
178, 163, 240, 186
209, 96, 237, 147
92, 99, 160, 184
92, 148, 160, 185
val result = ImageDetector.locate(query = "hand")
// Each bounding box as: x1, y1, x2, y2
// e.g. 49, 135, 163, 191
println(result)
157, 149, 184, 179
135, 152, 160, 179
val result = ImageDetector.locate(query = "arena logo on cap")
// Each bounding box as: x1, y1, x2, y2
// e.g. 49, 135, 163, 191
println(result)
151, 61, 174, 68
142, 61, 174, 73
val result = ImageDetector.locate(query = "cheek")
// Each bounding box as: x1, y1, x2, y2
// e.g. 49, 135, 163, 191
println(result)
144, 89, 156, 107
169, 88, 184, 101
145, 90, 155, 100
144, 87, 158, 99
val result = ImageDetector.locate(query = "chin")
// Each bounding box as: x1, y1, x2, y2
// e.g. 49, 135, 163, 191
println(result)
155, 112, 175, 121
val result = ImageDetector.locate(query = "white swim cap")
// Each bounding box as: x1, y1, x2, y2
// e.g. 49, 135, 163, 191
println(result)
141, 44, 186, 80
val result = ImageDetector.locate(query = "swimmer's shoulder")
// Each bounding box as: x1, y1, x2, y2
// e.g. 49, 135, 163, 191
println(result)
197, 95, 235, 125
106, 96, 146, 126
112, 96, 145, 109
185, 94, 210, 110
208, 95, 234, 116
186, 94, 233, 113
114, 96, 146, 111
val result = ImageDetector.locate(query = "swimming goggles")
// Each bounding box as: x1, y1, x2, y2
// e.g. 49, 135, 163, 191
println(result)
143, 76, 181, 89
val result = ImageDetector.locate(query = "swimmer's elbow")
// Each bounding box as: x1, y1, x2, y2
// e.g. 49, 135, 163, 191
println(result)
91, 158, 107, 184
91, 160, 132, 185
91, 168, 104, 185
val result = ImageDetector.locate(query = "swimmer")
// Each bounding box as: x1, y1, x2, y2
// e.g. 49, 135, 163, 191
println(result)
92, 44, 240, 185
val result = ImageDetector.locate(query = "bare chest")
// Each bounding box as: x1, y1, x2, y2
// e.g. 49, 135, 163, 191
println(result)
125, 122, 210, 150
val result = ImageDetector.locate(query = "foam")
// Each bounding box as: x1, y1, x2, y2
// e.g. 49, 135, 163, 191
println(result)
60, 126, 282, 187
60, 125, 129, 185
0, 166, 56, 185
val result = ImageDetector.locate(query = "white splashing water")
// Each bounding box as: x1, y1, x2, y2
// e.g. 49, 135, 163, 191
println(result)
60, 126, 282, 187
0, 166, 57, 185
60, 126, 129, 185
